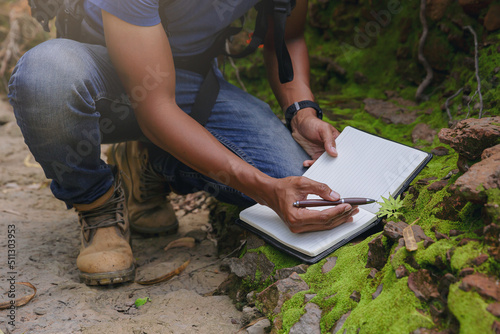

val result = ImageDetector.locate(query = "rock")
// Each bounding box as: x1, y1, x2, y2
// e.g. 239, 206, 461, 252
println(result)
435, 231, 450, 240
487, 303, 500, 317
412, 123, 437, 144
274, 264, 308, 280
304, 294, 316, 303
367, 268, 378, 279
423, 239, 435, 248
245, 318, 271, 334
350, 291, 361, 303
394, 237, 406, 254
449, 229, 464, 236
417, 177, 438, 186
241, 306, 263, 326
434, 190, 469, 221
458, 238, 479, 246
438, 273, 458, 299
472, 254, 489, 266
246, 234, 266, 249
383, 221, 409, 239
482, 144, 500, 160
257, 272, 309, 315
484, 223, 500, 246
372, 284, 383, 300
363, 98, 418, 125
411, 225, 432, 243
408, 269, 440, 302
184, 229, 207, 242
332, 312, 351, 334
247, 291, 257, 305
427, 180, 448, 192
459, 267, 475, 277
221, 252, 274, 282
460, 273, 500, 301
289, 303, 322, 334
34, 307, 47, 316
453, 150, 500, 203
426, 0, 452, 21
322, 257, 337, 274
431, 146, 449, 156
484, 4, 500, 31
395, 265, 409, 279
493, 321, 500, 334
489, 246, 500, 262
438, 117, 500, 161
456, 155, 471, 173
459, 0, 493, 15
365, 235, 387, 270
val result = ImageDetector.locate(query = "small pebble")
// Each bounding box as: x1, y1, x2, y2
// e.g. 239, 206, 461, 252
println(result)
33, 307, 47, 316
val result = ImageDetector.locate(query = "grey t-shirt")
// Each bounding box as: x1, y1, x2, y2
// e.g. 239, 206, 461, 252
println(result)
84, 0, 259, 56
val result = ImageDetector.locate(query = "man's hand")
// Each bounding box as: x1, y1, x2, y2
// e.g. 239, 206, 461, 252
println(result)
262, 176, 359, 233
290, 108, 340, 167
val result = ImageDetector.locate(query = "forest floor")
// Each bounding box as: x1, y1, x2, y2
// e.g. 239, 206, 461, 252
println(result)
0, 98, 244, 334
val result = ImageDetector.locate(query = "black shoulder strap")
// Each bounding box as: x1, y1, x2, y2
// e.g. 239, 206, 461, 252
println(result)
228, 0, 295, 84
28, 0, 84, 40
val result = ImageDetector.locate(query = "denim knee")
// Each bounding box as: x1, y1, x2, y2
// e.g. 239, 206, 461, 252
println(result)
9, 39, 101, 139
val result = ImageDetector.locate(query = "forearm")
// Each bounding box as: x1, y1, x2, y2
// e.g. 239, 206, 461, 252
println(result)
136, 100, 276, 206
264, 36, 314, 110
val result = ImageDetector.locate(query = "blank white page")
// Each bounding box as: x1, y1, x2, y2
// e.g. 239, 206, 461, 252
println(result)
239, 126, 430, 256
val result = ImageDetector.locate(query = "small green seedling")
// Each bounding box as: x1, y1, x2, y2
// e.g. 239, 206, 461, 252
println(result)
376, 194, 404, 220
134, 297, 151, 308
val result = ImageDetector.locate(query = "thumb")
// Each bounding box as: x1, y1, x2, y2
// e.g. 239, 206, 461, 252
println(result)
310, 180, 340, 201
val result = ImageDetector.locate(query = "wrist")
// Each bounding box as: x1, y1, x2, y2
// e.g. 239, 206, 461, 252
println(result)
284, 100, 323, 131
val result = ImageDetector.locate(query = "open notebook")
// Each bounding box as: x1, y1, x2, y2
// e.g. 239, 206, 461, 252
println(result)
238, 126, 432, 263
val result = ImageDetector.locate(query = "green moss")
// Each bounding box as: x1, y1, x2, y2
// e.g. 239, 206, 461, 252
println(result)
448, 284, 498, 334
450, 241, 487, 272
247, 244, 301, 271
415, 239, 454, 269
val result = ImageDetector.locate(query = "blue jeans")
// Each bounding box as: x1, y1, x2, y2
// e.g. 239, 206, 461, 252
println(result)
8, 38, 309, 207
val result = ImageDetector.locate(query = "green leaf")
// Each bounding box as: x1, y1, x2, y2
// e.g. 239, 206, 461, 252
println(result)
376, 193, 404, 219
134, 297, 151, 308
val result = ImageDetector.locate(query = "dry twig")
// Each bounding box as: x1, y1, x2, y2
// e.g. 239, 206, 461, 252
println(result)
463, 25, 483, 119
444, 87, 463, 121
415, 0, 433, 102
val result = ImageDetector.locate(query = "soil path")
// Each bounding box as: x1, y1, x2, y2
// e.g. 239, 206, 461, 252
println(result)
0, 98, 242, 334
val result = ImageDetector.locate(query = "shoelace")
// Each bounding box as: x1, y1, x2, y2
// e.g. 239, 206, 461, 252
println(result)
81, 184, 126, 231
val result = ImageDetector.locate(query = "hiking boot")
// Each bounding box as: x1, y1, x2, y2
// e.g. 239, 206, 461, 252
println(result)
75, 175, 135, 285
107, 141, 178, 235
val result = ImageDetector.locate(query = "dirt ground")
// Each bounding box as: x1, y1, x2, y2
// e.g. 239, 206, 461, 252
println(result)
0, 98, 243, 334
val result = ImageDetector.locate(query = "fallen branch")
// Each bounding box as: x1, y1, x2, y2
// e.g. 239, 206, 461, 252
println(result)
415, 0, 433, 102
463, 25, 483, 118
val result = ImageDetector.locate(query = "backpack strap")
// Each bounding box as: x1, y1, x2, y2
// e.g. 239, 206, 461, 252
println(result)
228, 0, 295, 84
28, 0, 84, 40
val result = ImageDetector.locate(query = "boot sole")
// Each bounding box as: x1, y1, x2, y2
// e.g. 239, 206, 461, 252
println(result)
79, 265, 136, 286
130, 219, 179, 235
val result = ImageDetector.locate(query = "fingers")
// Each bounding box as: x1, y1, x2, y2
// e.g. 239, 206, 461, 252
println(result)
305, 178, 339, 201
320, 124, 340, 158
285, 204, 360, 233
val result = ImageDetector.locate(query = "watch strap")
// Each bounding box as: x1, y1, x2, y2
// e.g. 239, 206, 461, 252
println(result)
284, 100, 323, 131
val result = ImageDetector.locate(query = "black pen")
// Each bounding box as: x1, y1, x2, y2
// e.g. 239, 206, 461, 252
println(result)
293, 198, 376, 208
